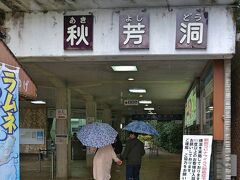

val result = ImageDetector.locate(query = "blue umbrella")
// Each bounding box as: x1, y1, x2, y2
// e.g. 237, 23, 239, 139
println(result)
77, 122, 118, 148
123, 121, 159, 136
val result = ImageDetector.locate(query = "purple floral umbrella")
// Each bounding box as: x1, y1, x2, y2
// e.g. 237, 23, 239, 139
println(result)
77, 122, 118, 148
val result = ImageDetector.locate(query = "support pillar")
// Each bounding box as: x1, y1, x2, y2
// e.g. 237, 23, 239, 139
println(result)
55, 87, 71, 178
102, 108, 112, 125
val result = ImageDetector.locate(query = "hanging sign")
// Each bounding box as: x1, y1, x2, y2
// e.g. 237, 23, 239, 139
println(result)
180, 135, 213, 180
124, 99, 138, 106
176, 9, 208, 49
0, 63, 20, 180
119, 11, 149, 49
64, 15, 93, 50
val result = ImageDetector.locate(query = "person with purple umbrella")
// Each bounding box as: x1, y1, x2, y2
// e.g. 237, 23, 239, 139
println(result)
93, 144, 122, 180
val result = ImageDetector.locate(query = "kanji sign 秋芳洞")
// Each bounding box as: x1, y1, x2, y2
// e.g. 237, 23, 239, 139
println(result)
64, 15, 93, 50
119, 12, 149, 49
176, 9, 208, 49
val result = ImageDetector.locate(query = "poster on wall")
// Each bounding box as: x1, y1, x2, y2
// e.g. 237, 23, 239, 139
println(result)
185, 86, 197, 127
180, 135, 213, 180
0, 63, 20, 180
20, 128, 44, 144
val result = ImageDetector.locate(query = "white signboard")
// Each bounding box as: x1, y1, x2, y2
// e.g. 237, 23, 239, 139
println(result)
55, 134, 68, 144
20, 128, 44, 144
180, 135, 213, 180
56, 109, 67, 119
124, 99, 138, 106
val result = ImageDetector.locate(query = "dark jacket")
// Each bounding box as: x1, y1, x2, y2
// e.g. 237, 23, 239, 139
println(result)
112, 137, 123, 154
121, 138, 145, 165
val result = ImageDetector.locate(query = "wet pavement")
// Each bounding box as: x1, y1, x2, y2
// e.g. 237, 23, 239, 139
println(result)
21, 150, 181, 180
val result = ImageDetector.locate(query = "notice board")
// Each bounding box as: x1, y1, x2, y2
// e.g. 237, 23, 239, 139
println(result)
20, 128, 44, 144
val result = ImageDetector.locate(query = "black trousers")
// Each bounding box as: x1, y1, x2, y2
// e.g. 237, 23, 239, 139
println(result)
126, 164, 141, 180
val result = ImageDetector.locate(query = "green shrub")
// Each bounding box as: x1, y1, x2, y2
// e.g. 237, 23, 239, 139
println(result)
151, 121, 183, 153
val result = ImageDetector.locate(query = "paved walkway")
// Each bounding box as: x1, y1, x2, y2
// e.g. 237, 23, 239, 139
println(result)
21, 151, 181, 180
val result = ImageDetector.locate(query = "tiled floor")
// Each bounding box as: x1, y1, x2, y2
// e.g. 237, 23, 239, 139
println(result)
20, 150, 181, 180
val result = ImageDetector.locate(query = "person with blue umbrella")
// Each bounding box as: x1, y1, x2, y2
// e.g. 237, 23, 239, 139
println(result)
121, 131, 145, 180
121, 121, 159, 180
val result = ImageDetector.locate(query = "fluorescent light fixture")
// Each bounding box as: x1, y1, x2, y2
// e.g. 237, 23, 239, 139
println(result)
148, 111, 157, 115
31, 100, 46, 104
120, 124, 123, 129
129, 88, 146, 93
128, 77, 135, 81
144, 107, 154, 111
208, 106, 213, 110
111, 66, 137, 71
139, 100, 152, 104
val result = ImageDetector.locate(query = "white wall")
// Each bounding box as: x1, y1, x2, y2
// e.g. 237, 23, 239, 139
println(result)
4, 7, 236, 60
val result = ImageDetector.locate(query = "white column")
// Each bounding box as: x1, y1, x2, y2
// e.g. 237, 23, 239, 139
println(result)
86, 99, 97, 123
223, 59, 231, 180
55, 87, 71, 178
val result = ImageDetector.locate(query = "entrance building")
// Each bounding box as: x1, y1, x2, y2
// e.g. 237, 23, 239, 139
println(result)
0, 0, 236, 179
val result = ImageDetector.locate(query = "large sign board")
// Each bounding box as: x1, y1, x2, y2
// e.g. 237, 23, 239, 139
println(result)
180, 135, 213, 180
119, 11, 149, 49
176, 9, 208, 49
64, 15, 93, 50
0, 64, 20, 180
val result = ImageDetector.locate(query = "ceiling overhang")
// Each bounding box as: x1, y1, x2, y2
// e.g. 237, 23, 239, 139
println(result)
0, 0, 235, 12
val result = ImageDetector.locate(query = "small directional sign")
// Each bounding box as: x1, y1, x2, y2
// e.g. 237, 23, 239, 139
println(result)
124, 99, 138, 106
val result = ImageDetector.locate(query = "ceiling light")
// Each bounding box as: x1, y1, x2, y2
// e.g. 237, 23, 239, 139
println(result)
145, 104, 149, 107
31, 100, 46, 104
148, 111, 157, 115
208, 106, 213, 110
128, 77, 135, 81
139, 94, 143, 98
129, 88, 146, 93
139, 100, 152, 104
144, 107, 154, 111
111, 66, 137, 71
